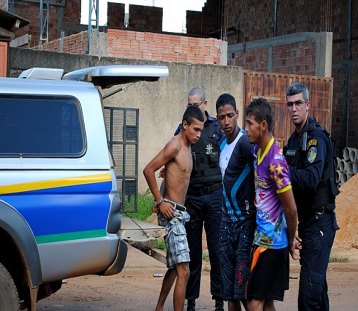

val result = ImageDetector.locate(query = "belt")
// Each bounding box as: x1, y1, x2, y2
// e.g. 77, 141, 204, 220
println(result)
187, 182, 221, 196
163, 198, 186, 212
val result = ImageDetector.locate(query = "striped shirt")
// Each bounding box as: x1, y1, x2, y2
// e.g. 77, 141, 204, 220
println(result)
219, 129, 255, 222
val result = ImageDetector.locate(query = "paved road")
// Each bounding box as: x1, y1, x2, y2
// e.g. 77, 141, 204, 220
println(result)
37, 244, 358, 311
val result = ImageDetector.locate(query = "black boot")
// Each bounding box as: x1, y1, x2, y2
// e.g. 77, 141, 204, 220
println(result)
187, 299, 195, 311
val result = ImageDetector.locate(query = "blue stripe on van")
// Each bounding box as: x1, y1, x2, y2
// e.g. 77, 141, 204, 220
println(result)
0, 181, 113, 237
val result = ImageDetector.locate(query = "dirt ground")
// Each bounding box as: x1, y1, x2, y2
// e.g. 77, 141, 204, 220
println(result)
37, 175, 358, 311
36, 248, 358, 311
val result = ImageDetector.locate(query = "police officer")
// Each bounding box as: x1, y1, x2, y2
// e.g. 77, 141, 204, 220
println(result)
175, 87, 224, 311
284, 82, 340, 311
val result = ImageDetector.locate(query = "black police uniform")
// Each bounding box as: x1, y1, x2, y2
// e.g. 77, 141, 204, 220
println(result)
175, 111, 224, 305
284, 117, 339, 311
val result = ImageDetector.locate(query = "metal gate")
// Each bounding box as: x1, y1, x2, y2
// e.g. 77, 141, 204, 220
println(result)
244, 70, 333, 147
104, 106, 139, 212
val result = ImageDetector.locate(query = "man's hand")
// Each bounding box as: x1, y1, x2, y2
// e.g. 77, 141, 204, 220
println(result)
290, 236, 302, 260
294, 235, 302, 250
158, 201, 175, 220
152, 202, 159, 213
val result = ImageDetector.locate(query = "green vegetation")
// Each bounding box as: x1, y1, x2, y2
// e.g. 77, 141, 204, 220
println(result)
329, 255, 349, 263
125, 191, 167, 251
202, 250, 209, 262
153, 238, 166, 250
126, 190, 154, 221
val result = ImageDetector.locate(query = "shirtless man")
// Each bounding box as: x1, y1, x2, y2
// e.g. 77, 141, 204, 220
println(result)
143, 105, 204, 311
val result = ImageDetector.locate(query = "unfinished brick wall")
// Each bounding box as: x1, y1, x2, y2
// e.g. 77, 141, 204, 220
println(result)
228, 40, 316, 75
186, 0, 219, 38
13, 2, 57, 47
214, 0, 358, 151
222, 0, 331, 44
107, 2, 125, 28
229, 48, 269, 72
331, 1, 358, 149
40, 29, 222, 65
63, 0, 81, 25
128, 5, 162, 32
41, 31, 88, 54
12, 0, 74, 47
272, 42, 316, 75
10, 0, 357, 149
107, 29, 222, 64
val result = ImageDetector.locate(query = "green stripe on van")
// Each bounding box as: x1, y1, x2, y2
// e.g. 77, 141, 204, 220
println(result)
36, 229, 107, 244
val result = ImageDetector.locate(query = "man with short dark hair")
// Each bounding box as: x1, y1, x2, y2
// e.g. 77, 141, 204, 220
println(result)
143, 105, 204, 311
216, 93, 256, 311
176, 87, 224, 311
284, 82, 340, 311
245, 98, 299, 311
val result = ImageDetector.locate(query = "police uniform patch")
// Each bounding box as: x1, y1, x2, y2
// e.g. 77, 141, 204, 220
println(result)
307, 139, 318, 148
307, 147, 317, 163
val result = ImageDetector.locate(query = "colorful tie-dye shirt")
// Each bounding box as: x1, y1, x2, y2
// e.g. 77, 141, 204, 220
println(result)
253, 137, 292, 249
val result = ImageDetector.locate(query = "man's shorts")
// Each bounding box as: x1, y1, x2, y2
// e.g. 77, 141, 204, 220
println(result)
159, 210, 190, 268
219, 218, 255, 301
246, 246, 289, 301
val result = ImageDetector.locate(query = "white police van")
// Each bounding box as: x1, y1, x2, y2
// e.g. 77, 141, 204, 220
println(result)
0, 65, 168, 310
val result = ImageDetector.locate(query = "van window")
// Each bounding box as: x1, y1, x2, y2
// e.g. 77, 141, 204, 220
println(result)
0, 95, 85, 157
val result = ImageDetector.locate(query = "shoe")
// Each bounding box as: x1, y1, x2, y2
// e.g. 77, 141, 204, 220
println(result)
187, 299, 195, 311
215, 298, 224, 311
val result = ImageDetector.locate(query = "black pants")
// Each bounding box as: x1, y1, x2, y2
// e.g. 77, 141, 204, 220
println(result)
185, 187, 223, 301
298, 211, 339, 311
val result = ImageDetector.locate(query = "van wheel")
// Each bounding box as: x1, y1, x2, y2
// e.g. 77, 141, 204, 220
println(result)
0, 262, 20, 310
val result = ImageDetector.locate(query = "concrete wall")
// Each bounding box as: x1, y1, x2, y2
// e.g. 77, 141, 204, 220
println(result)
9, 47, 244, 192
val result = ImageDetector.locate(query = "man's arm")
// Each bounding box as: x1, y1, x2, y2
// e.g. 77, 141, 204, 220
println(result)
143, 138, 179, 219
278, 190, 299, 260
289, 132, 328, 190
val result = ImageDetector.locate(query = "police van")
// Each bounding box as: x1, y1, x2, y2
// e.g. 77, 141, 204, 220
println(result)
0, 65, 168, 310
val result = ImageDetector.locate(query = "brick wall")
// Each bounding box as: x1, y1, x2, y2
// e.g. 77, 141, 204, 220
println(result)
272, 42, 316, 75
107, 29, 222, 64
216, 0, 358, 151
107, 2, 125, 28
63, 0, 81, 25
13, 0, 69, 47
186, 0, 219, 38
41, 31, 88, 54
222, 0, 331, 44
128, 5, 162, 32
230, 48, 269, 72
40, 29, 223, 65
224, 0, 274, 43
0, 42, 8, 77
10, 0, 356, 149
228, 37, 319, 76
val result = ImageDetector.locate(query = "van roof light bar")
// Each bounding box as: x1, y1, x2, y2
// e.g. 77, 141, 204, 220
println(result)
63, 65, 169, 88
18, 68, 64, 80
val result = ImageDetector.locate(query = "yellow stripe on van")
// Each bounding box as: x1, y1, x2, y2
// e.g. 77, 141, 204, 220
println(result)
0, 173, 112, 195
